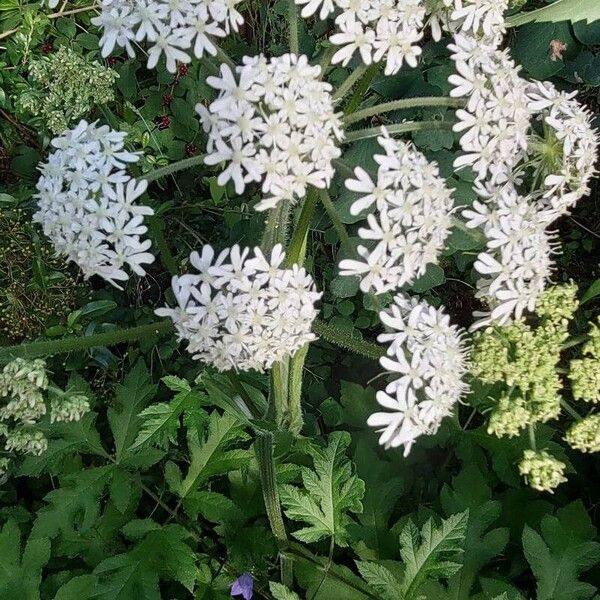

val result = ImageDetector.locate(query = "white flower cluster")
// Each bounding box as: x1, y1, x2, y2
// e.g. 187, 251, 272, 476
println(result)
156, 244, 322, 372
0, 359, 90, 462
199, 54, 343, 211
368, 294, 469, 456
89, 0, 243, 73
529, 81, 598, 220
34, 120, 155, 289
464, 184, 556, 327
448, 2, 598, 328
339, 128, 454, 294
295, 0, 507, 74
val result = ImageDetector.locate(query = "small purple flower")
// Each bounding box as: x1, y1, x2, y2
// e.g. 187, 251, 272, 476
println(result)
231, 573, 253, 600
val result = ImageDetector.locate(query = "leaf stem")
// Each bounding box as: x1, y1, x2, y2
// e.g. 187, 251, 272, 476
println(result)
261, 201, 292, 252
561, 399, 583, 421
344, 120, 454, 143
333, 65, 370, 101
286, 188, 319, 267
344, 63, 380, 115
343, 97, 464, 125
288, 0, 299, 55
0, 321, 174, 364
143, 154, 206, 182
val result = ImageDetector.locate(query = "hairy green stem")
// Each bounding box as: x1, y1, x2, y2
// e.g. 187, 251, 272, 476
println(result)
333, 64, 370, 101
0, 321, 174, 364
319, 189, 353, 255
344, 96, 464, 125
214, 44, 235, 69
561, 399, 583, 421
528, 424, 537, 451
286, 188, 319, 266
261, 201, 292, 252
255, 430, 293, 587
313, 320, 383, 360
344, 64, 380, 115
288, 0, 299, 55
147, 217, 178, 275
344, 120, 454, 143
143, 154, 207, 182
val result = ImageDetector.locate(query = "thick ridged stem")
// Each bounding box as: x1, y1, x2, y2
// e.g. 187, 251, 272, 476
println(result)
0, 321, 174, 364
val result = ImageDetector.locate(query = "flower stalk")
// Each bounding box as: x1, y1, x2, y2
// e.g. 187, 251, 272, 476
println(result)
344, 119, 454, 143
143, 154, 207, 182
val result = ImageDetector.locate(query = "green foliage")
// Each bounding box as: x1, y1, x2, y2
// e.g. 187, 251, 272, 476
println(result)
280, 432, 365, 546
507, 0, 600, 27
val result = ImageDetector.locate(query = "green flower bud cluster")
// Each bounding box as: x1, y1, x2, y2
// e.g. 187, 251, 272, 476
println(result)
0, 358, 90, 471
471, 284, 579, 438
518, 449, 567, 493
569, 319, 600, 404
18, 46, 117, 133
566, 414, 600, 453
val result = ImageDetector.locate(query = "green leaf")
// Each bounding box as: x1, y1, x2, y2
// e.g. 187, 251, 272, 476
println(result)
523, 511, 600, 600
400, 511, 469, 599
269, 582, 302, 600
183, 490, 243, 524
168, 411, 251, 499
131, 387, 205, 450
94, 524, 197, 599
410, 264, 445, 293
356, 561, 404, 600
108, 360, 157, 463
53, 575, 98, 600
279, 431, 365, 546
31, 466, 114, 541
0, 520, 50, 600
506, 0, 600, 27
581, 279, 600, 304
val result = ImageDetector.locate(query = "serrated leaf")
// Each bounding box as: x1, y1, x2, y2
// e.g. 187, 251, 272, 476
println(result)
400, 511, 469, 599
184, 490, 243, 523
94, 524, 196, 599
131, 388, 205, 451
0, 520, 50, 600
507, 0, 600, 27
31, 465, 114, 542
523, 515, 600, 600
269, 582, 302, 600
279, 431, 365, 546
170, 411, 251, 499
356, 561, 404, 600
108, 361, 157, 463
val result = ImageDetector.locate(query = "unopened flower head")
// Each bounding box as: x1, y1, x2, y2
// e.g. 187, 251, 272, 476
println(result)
34, 120, 155, 288
569, 318, 600, 404
518, 449, 567, 493
368, 294, 469, 456
339, 128, 454, 295
200, 54, 343, 211
156, 244, 322, 372
566, 415, 600, 454
90, 0, 243, 73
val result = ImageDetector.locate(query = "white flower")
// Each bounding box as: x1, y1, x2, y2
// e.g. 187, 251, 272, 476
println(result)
33, 120, 155, 288
368, 294, 469, 455
339, 127, 454, 294
199, 53, 343, 211
156, 244, 322, 372
91, 0, 243, 73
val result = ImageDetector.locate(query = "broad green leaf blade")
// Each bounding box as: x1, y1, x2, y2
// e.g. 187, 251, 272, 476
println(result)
356, 561, 404, 600
269, 582, 302, 600
171, 411, 251, 499
506, 0, 600, 27
0, 521, 50, 600
107, 360, 157, 463
400, 511, 469, 599
279, 431, 365, 546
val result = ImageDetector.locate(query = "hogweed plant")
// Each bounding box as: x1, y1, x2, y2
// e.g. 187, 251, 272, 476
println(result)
1, 0, 600, 596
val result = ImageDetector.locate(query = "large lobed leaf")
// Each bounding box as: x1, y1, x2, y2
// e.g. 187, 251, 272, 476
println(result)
279, 431, 365, 546
507, 0, 600, 27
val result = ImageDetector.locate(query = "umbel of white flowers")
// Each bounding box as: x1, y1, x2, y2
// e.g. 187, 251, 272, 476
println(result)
448, 14, 598, 328
368, 294, 469, 456
34, 120, 155, 288
198, 53, 343, 211
156, 244, 322, 372
85, 0, 244, 73
295, 0, 508, 74
339, 127, 455, 295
